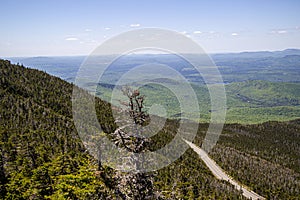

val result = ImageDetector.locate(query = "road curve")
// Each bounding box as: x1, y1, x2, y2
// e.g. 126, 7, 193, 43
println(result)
184, 139, 265, 200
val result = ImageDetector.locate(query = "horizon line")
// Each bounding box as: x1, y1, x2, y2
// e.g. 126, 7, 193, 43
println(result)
3, 48, 300, 58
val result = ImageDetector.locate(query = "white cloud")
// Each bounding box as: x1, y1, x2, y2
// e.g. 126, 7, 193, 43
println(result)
104, 27, 111, 30
278, 30, 287, 34
85, 29, 92, 32
193, 31, 202, 34
231, 33, 238, 36
180, 31, 187, 35
65, 37, 79, 41
130, 23, 141, 27
270, 29, 288, 34
179, 31, 191, 38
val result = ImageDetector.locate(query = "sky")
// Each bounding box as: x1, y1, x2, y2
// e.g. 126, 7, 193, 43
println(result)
1, 0, 300, 57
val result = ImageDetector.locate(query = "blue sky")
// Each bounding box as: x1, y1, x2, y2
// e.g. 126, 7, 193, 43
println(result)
1, 0, 300, 56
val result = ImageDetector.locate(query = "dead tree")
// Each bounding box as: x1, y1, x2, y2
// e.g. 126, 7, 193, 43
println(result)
112, 86, 154, 200
122, 87, 149, 128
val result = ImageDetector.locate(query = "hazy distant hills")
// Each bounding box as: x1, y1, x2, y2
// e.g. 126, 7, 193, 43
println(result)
212, 49, 300, 83
215, 49, 300, 82
7, 49, 300, 83
7, 56, 85, 82
212, 48, 300, 59
214, 54, 300, 83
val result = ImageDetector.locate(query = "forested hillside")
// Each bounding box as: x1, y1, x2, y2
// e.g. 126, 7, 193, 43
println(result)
0, 60, 245, 199
0, 59, 118, 199
0, 59, 299, 199
209, 121, 300, 199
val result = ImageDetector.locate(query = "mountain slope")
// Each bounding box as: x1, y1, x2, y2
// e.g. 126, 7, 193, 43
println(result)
1, 59, 299, 199
0, 59, 118, 199
0, 60, 246, 199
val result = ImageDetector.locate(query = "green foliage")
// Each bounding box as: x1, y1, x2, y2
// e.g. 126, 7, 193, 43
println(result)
96, 80, 300, 124
1, 59, 299, 199
0, 60, 116, 199
154, 149, 245, 199
204, 120, 300, 199
46, 161, 109, 200
226, 80, 300, 107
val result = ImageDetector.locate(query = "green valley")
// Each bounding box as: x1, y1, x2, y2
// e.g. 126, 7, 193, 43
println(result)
95, 80, 300, 124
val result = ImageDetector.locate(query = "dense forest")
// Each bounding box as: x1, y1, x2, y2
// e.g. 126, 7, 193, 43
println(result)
0, 59, 299, 199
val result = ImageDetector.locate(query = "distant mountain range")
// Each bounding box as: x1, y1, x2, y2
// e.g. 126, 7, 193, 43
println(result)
5, 49, 300, 84
212, 48, 300, 59
7, 48, 300, 59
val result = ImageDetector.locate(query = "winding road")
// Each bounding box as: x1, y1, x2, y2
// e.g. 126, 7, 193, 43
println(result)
184, 140, 265, 200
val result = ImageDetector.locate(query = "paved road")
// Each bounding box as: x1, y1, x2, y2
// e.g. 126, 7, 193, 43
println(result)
184, 139, 265, 200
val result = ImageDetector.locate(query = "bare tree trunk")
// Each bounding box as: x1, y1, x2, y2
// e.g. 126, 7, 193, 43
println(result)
112, 87, 154, 199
